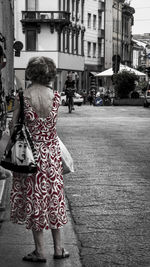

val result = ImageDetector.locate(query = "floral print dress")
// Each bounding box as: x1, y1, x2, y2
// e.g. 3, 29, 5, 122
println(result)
10, 91, 67, 230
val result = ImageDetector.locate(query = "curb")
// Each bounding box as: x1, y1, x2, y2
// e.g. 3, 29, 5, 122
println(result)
0, 180, 6, 206
0, 171, 12, 217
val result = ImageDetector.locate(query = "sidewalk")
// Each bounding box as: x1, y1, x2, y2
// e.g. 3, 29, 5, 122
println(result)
0, 179, 82, 267
0, 114, 82, 267
0, 112, 13, 210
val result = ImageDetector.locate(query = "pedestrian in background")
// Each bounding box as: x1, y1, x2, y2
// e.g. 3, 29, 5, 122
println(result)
9, 56, 69, 262
82, 90, 87, 104
64, 72, 75, 110
87, 91, 94, 105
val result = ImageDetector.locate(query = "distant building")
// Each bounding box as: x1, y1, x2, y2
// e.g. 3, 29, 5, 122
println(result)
132, 40, 144, 69
132, 39, 147, 69
122, 2, 135, 66
83, 0, 105, 92
132, 34, 150, 69
133, 33, 150, 45
105, 0, 135, 69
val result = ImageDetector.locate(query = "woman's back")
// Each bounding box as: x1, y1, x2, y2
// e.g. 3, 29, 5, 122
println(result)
24, 84, 54, 118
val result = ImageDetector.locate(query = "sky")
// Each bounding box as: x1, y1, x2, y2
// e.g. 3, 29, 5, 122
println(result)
130, 0, 150, 34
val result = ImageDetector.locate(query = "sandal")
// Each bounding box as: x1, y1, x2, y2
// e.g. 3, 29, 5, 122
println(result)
53, 248, 70, 259
22, 250, 47, 262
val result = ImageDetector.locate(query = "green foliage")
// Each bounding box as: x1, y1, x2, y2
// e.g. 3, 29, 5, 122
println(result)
136, 80, 148, 93
137, 65, 146, 73
113, 70, 139, 99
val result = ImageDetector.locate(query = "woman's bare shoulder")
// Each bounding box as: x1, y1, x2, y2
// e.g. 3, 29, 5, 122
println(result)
24, 85, 54, 98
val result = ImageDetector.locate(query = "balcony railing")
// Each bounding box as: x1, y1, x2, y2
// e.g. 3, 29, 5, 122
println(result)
21, 11, 71, 33
21, 11, 70, 22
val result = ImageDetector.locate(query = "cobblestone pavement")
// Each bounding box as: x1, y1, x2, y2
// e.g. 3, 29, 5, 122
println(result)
57, 105, 150, 267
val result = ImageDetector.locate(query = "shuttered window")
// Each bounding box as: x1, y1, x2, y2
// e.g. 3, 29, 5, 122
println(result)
26, 30, 36, 51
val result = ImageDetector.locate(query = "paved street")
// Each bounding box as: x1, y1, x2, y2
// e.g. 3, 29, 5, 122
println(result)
57, 105, 150, 267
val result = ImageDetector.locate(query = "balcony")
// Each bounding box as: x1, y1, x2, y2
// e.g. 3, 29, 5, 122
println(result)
21, 11, 70, 33
122, 5, 135, 16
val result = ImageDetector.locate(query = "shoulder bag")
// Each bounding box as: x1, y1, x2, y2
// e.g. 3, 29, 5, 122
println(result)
1, 90, 37, 173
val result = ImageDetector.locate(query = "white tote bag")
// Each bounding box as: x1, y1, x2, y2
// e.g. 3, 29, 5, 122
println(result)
58, 137, 74, 175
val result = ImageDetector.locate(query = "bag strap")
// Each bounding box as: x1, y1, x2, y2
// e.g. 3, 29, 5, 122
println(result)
10, 89, 25, 143
18, 89, 24, 125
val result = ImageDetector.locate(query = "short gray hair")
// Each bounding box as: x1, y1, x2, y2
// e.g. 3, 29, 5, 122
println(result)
26, 56, 56, 85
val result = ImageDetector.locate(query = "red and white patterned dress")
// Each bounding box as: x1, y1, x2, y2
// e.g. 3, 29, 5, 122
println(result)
10, 91, 68, 230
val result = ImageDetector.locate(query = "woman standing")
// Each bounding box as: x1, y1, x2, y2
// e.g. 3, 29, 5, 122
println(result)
10, 56, 69, 262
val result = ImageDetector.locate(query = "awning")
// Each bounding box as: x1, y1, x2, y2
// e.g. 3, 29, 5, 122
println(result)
95, 64, 146, 77
90, 72, 98, 76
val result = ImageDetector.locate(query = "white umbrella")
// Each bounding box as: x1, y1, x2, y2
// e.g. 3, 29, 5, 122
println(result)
95, 64, 146, 77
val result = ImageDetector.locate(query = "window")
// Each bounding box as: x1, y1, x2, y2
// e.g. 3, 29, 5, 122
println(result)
26, 0, 36, 11
81, 32, 84, 56
88, 42, 91, 57
98, 42, 101, 58
93, 15, 96, 29
93, 43, 96, 58
81, 0, 84, 23
66, 30, 70, 53
59, 0, 61, 10
63, 30, 66, 52
88, 13, 91, 28
98, 13, 102, 29
72, 32, 75, 54
75, 33, 79, 55
98, 39, 104, 58
67, 0, 70, 12
72, 0, 75, 14
26, 29, 36, 51
76, 0, 79, 21
58, 33, 61, 52
63, 0, 65, 11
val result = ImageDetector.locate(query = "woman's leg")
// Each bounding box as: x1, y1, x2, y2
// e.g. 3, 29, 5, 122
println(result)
32, 229, 45, 258
51, 228, 69, 258
51, 229, 62, 255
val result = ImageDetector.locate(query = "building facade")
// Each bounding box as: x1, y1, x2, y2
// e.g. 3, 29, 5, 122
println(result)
121, 2, 135, 66
83, 0, 105, 91
105, 0, 134, 69
14, 0, 85, 91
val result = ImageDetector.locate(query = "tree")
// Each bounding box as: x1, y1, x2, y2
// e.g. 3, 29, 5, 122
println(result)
113, 70, 139, 99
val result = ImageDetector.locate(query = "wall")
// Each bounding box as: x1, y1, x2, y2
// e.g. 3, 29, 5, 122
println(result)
58, 53, 84, 71
113, 98, 144, 106
0, 0, 14, 95
38, 25, 58, 51
38, 0, 58, 11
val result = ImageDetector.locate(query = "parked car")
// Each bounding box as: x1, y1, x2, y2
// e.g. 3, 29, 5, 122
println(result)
60, 92, 83, 106
143, 90, 150, 107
